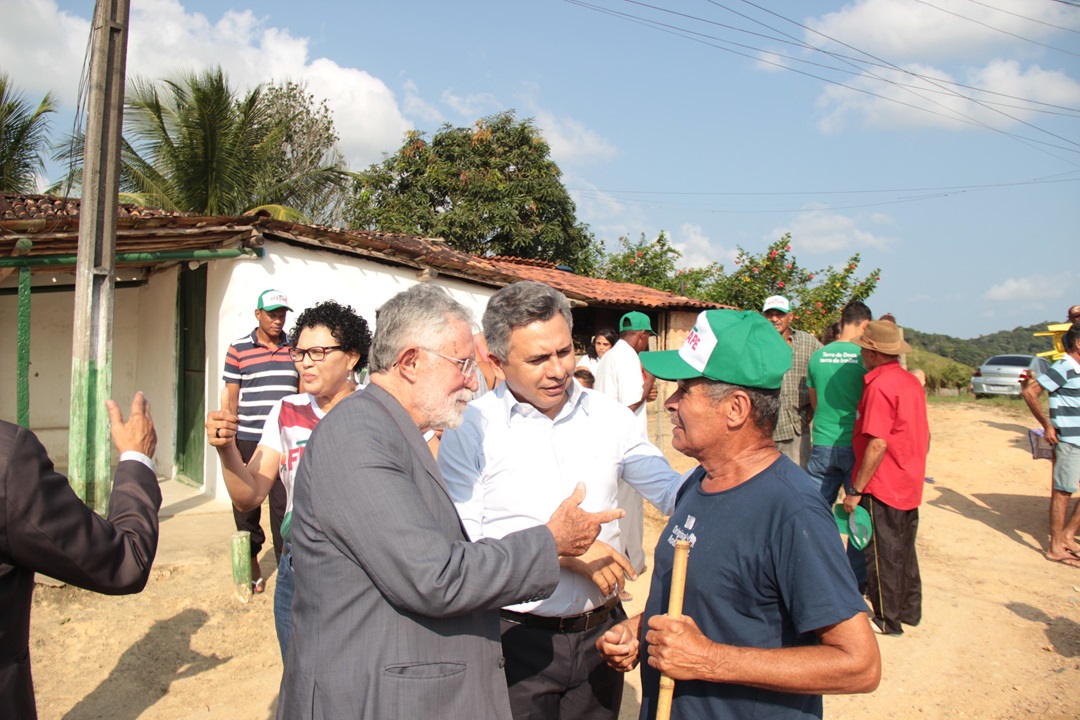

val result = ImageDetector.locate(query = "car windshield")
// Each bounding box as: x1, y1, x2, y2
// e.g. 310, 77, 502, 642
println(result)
985, 356, 1030, 367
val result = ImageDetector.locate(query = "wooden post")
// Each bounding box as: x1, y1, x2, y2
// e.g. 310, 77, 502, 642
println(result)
656, 539, 691, 720
16, 263, 32, 428
69, 0, 131, 511
231, 531, 253, 603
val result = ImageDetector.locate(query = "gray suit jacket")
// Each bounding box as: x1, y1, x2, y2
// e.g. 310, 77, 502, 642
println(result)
278, 383, 560, 720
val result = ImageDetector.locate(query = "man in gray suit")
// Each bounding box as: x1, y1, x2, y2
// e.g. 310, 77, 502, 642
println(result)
278, 284, 622, 720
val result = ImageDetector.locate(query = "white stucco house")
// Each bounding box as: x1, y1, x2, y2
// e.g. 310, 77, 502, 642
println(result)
1, 193, 722, 504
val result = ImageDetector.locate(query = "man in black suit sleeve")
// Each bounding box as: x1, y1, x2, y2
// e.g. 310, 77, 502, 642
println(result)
0, 392, 162, 719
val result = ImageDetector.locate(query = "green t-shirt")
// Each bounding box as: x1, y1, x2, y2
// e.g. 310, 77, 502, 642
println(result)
806, 341, 865, 446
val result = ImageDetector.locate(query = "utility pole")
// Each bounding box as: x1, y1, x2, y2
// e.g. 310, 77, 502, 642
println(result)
70, 0, 130, 512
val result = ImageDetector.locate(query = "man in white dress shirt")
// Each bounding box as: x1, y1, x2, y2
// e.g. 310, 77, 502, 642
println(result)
594, 310, 657, 581
439, 281, 684, 720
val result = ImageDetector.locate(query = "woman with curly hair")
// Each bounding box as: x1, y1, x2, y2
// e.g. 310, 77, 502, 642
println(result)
206, 300, 372, 658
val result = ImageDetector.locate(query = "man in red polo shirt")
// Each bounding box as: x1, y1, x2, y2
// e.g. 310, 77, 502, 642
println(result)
844, 320, 929, 636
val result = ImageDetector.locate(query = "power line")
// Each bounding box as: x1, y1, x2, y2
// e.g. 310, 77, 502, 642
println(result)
570, 175, 1080, 215
727, 0, 1080, 154
568, 175, 1080, 197
912, 0, 1080, 57
567, 0, 1080, 159
960, 0, 1080, 35
611, 0, 1080, 115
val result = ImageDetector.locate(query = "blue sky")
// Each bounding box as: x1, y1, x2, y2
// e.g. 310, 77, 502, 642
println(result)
4, 0, 1078, 337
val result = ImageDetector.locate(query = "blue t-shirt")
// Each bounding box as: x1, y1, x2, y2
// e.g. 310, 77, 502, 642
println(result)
639, 456, 866, 720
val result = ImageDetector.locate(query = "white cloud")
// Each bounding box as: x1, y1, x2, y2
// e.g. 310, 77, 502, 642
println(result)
670, 223, 737, 269
772, 210, 892, 253
984, 273, 1073, 302
0, 0, 90, 102
530, 109, 618, 167
816, 60, 1080, 133
806, 0, 1080, 62
402, 80, 445, 126
566, 177, 647, 249
441, 89, 502, 118
1, 0, 412, 169
804, 1, 1080, 133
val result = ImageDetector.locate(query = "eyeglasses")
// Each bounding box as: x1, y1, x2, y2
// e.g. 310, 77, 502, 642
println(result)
289, 345, 343, 362
422, 348, 478, 377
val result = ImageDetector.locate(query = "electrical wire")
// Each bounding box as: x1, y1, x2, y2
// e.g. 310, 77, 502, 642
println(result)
959, 0, 1080, 35
727, 0, 1080, 151
567, 0, 1080, 160
567, 174, 1080, 215
912, 0, 1080, 57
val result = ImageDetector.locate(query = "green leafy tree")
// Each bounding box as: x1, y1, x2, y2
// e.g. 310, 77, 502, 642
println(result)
599, 232, 879, 338
345, 111, 600, 271
58, 68, 348, 219
715, 234, 880, 337
601, 231, 726, 298
0, 72, 56, 192
260, 80, 349, 224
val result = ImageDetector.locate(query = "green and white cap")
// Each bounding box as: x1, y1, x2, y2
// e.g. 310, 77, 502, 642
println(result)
257, 289, 292, 312
639, 309, 792, 390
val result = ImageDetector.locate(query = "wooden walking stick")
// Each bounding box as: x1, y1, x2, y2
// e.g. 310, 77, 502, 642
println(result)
656, 539, 691, 720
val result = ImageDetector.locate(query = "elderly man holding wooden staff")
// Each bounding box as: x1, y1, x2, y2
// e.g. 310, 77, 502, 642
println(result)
597, 309, 880, 720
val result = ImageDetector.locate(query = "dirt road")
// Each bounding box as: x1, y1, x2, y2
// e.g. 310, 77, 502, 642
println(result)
28, 400, 1080, 719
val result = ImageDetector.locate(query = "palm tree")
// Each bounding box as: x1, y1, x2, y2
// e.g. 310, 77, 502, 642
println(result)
119, 67, 347, 219
0, 72, 57, 193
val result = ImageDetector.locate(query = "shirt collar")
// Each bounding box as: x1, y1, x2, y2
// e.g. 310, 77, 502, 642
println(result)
494, 378, 591, 426
864, 358, 902, 383
249, 328, 290, 349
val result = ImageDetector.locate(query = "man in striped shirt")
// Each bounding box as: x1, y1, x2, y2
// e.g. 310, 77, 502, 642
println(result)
223, 289, 300, 590
1023, 321, 1080, 569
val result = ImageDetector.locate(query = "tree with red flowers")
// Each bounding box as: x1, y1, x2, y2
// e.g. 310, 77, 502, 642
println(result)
600, 232, 879, 338
714, 234, 879, 337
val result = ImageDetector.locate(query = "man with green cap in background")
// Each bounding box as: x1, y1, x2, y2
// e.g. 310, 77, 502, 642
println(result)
762, 295, 822, 469
595, 310, 660, 588
222, 289, 299, 592
597, 309, 880, 720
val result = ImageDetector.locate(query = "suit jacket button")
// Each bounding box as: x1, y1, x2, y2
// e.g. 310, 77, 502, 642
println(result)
498, 657, 506, 669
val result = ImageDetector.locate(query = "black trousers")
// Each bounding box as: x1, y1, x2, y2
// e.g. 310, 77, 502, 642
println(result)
861, 494, 922, 635
499, 605, 625, 720
232, 439, 288, 562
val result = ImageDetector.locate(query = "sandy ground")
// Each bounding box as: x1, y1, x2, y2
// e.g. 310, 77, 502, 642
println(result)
28, 400, 1080, 719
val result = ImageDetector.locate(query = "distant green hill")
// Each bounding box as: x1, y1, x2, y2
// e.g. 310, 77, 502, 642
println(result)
905, 347, 973, 392
905, 321, 1059, 367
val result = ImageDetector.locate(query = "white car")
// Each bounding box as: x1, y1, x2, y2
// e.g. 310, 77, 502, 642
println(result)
970, 354, 1035, 398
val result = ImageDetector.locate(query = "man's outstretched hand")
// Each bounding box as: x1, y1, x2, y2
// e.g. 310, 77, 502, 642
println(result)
106, 391, 156, 458
545, 483, 624, 556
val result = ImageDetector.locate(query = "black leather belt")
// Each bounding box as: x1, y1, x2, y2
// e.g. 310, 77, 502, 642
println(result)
500, 599, 620, 634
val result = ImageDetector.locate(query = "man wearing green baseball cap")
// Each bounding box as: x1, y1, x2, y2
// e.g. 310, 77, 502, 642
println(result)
595, 310, 660, 588
222, 289, 299, 592
597, 309, 880, 720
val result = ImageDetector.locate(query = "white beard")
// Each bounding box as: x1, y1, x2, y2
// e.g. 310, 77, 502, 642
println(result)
417, 387, 474, 430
